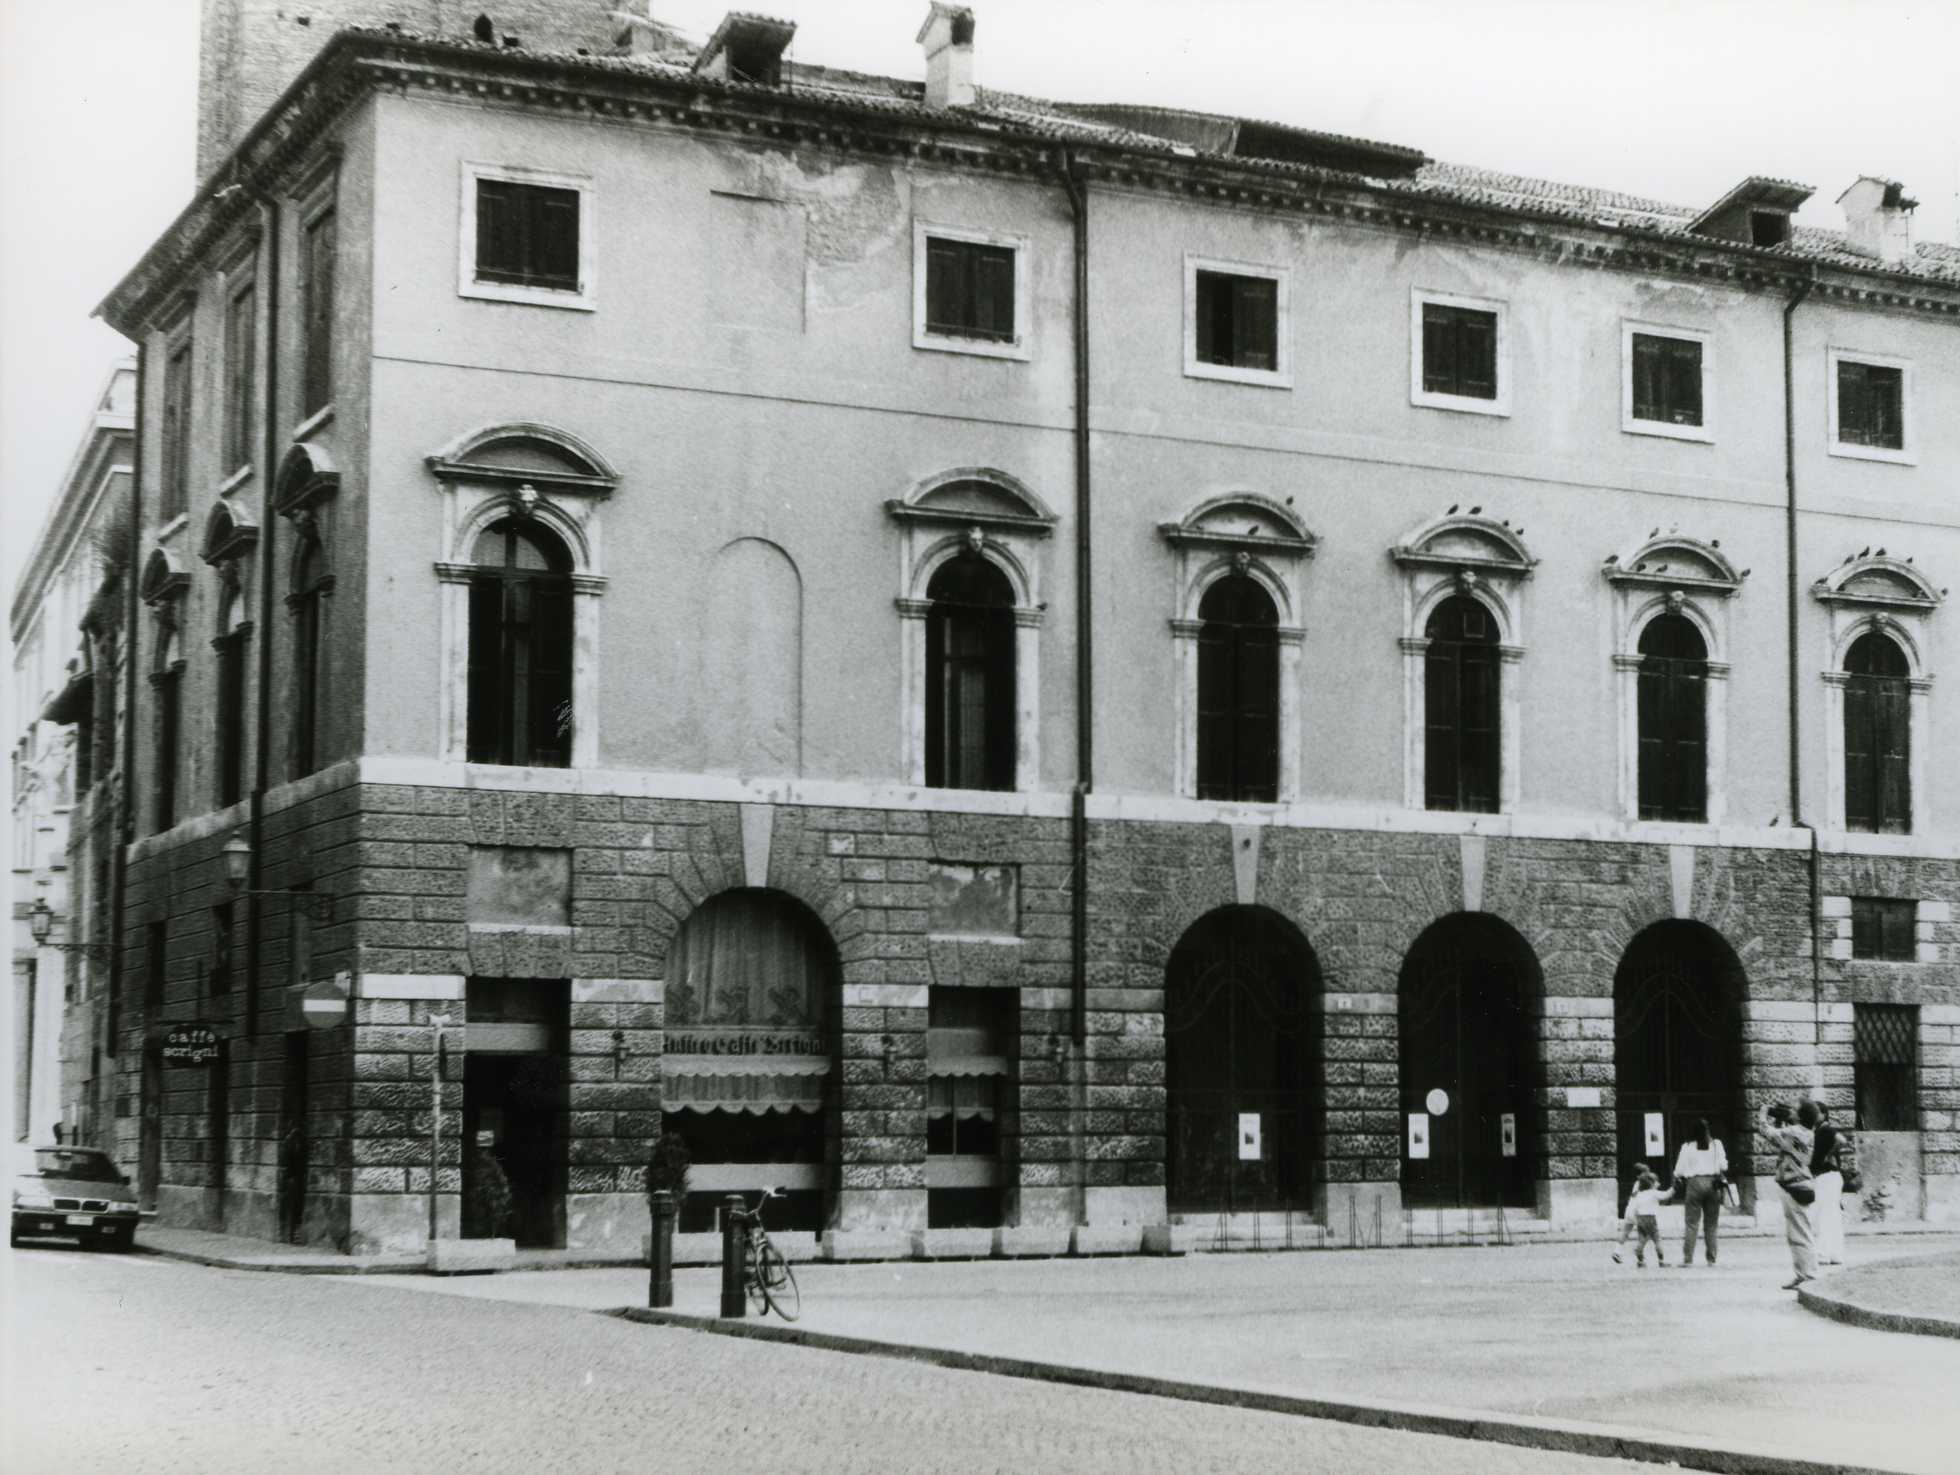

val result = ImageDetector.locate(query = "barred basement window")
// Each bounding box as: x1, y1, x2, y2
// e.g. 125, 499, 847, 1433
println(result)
1631, 333, 1703, 427
1421, 302, 1498, 400
475, 179, 580, 291
1424, 596, 1500, 812
1854, 1003, 1918, 1131
1843, 631, 1910, 834
468, 519, 574, 768
925, 554, 1016, 791
1196, 574, 1279, 802
925, 236, 1016, 342
1850, 897, 1916, 962
1636, 613, 1707, 822
1195, 270, 1278, 372
1836, 359, 1903, 450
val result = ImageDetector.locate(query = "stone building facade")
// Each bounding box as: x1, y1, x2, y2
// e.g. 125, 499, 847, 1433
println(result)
89, 5, 1959, 1253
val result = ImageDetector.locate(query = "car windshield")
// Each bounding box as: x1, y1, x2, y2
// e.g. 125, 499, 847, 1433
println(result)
31, 1149, 123, 1183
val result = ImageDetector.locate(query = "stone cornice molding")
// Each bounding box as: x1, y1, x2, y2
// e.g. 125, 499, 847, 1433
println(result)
1812, 555, 1943, 613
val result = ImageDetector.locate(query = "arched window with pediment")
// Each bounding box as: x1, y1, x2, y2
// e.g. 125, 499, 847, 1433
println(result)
1197, 575, 1279, 802
1844, 631, 1911, 834
926, 553, 1015, 791
468, 519, 574, 768
1424, 596, 1500, 813
1637, 613, 1708, 823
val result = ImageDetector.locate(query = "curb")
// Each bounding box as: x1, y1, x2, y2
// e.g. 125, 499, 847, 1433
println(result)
1797, 1276, 1960, 1342
611, 1306, 1896, 1475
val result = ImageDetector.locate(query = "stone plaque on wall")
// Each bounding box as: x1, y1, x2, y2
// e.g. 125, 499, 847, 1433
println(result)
928, 862, 1019, 937
467, 846, 571, 926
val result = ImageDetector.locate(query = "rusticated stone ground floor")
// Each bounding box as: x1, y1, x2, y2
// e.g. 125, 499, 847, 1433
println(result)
112, 768, 1960, 1252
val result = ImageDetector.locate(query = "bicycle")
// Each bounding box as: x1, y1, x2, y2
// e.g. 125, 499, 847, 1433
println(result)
729, 1186, 800, 1321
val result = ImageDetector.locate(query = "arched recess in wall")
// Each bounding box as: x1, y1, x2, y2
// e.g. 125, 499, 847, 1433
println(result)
700, 538, 803, 777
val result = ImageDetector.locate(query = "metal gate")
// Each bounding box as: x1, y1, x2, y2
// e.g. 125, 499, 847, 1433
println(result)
1400, 921, 1535, 1210
1165, 909, 1317, 1215
1615, 925, 1742, 1198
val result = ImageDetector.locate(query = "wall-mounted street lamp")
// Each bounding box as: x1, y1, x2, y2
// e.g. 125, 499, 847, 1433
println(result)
26, 899, 113, 957
220, 834, 335, 922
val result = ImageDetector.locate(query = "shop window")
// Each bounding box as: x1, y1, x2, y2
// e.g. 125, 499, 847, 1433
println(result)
1636, 613, 1707, 822
1424, 595, 1500, 812
925, 553, 1016, 791
1843, 631, 1910, 834
926, 987, 1013, 1229
1854, 1004, 1918, 1131
1851, 898, 1916, 962
1196, 574, 1279, 802
467, 519, 574, 768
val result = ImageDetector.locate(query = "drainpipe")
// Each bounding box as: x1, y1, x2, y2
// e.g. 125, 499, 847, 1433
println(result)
1783, 268, 1822, 1089
245, 190, 283, 1040
1060, 150, 1092, 1230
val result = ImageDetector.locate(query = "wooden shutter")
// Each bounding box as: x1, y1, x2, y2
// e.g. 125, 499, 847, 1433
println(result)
1671, 661, 1707, 820
467, 579, 502, 764
528, 580, 574, 767
1197, 618, 1234, 799
303, 212, 335, 415
1668, 339, 1703, 426
1460, 311, 1498, 399
1422, 304, 1455, 395
1237, 277, 1278, 371
1876, 674, 1911, 832
1844, 672, 1876, 831
925, 238, 962, 334
475, 180, 511, 279
1636, 658, 1666, 818
1424, 638, 1460, 809
154, 672, 180, 830
1458, 636, 1499, 810
982, 604, 1016, 789
976, 245, 1015, 342
1235, 619, 1279, 800
217, 634, 245, 806
1631, 335, 1661, 421
535, 187, 580, 289
225, 284, 255, 472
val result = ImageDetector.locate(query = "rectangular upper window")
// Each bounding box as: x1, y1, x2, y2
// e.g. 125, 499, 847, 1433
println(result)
1623, 324, 1712, 442
1851, 897, 1917, 961
1830, 351, 1911, 461
1411, 291, 1508, 415
300, 209, 336, 418
460, 164, 594, 310
223, 276, 257, 475
1185, 257, 1289, 387
160, 335, 193, 522
912, 222, 1029, 360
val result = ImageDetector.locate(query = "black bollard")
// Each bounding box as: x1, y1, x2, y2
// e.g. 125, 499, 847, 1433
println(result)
719, 1194, 746, 1317
647, 1190, 675, 1309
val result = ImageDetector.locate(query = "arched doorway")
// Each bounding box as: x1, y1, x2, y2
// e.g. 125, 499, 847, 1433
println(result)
1164, 907, 1320, 1215
1614, 921, 1745, 1200
1399, 914, 1540, 1209
660, 889, 839, 1232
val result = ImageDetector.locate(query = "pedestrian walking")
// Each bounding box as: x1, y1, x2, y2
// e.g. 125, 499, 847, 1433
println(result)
1610, 1161, 1651, 1263
1765, 1102, 1816, 1289
1670, 1118, 1728, 1267
1616, 1169, 1668, 1267
1805, 1101, 1846, 1268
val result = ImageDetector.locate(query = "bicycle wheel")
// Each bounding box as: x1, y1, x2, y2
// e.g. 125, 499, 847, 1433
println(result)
758, 1239, 800, 1321
743, 1237, 770, 1315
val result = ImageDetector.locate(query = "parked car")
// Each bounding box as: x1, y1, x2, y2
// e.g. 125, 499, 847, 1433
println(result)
11, 1145, 141, 1250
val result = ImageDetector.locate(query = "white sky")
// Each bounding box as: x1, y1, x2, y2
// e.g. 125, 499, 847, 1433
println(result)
4, 0, 1957, 596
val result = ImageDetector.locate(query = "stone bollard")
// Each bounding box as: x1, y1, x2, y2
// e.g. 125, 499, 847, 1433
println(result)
647, 1190, 676, 1309
719, 1194, 746, 1318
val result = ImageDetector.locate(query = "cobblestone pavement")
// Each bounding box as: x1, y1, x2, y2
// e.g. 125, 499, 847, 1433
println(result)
3, 1247, 1652, 1475
366, 1232, 1960, 1475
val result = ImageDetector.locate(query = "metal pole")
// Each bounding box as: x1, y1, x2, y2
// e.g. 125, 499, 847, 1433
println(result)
720, 1195, 746, 1318
648, 1189, 675, 1309
429, 1015, 449, 1246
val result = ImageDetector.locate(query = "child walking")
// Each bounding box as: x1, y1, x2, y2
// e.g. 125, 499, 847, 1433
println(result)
1612, 1168, 1669, 1267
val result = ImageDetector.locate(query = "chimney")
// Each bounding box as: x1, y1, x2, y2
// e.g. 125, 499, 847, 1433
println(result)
918, 3, 976, 109
1838, 176, 1917, 265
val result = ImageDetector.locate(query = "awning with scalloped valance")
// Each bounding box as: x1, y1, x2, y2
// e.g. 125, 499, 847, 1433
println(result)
661, 1054, 829, 1114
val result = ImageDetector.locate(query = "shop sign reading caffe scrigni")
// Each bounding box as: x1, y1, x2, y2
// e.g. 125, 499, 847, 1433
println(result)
665, 1031, 826, 1058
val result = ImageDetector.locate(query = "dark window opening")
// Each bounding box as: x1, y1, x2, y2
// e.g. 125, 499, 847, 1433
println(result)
215, 617, 249, 807
475, 180, 580, 291
223, 281, 256, 473
1631, 333, 1704, 427
1636, 613, 1707, 822
152, 663, 183, 832
1837, 360, 1904, 450
1195, 270, 1279, 372
210, 902, 234, 997
1854, 1003, 1918, 1131
1421, 302, 1498, 400
291, 540, 330, 778
924, 236, 1016, 343
1749, 210, 1789, 247
467, 519, 573, 767
1424, 596, 1500, 812
1196, 574, 1280, 802
925, 554, 1015, 791
301, 210, 335, 416
144, 923, 166, 1012
161, 341, 193, 522
1843, 631, 1910, 834
1851, 897, 1916, 962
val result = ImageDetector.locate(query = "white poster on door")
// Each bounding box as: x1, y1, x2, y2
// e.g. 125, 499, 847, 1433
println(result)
1644, 1112, 1666, 1157
1500, 1112, 1517, 1157
1237, 1113, 1262, 1161
1408, 1113, 1431, 1160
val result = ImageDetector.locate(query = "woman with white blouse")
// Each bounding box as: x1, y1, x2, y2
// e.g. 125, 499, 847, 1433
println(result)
1671, 1118, 1729, 1267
